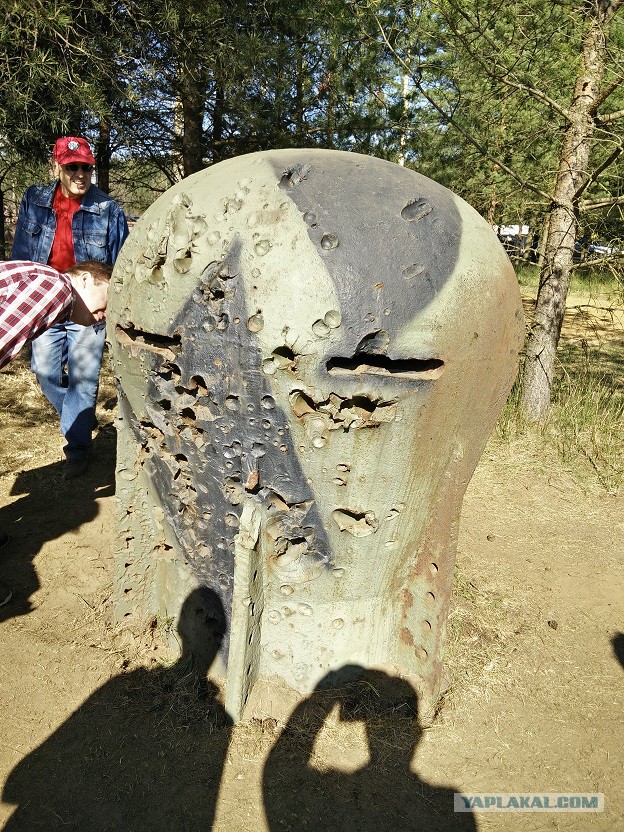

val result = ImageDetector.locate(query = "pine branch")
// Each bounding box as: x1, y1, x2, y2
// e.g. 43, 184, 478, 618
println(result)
373, 17, 553, 203
442, 1, 573, 123
573, 140, 624, 200
580, 194, 624, 211
596, 106, 624, 124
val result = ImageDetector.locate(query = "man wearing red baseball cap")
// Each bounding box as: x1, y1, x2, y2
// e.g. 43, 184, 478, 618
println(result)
12, 136, 128, 479
52, 136, 96, 167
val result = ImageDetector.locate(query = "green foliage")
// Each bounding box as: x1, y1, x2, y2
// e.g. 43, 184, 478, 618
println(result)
497, 345, 624, 494
1, 0, 622, 242
0, 0, 97, 158
550, 355, 624, 492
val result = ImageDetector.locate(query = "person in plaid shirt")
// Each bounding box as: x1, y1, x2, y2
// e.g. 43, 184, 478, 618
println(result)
0, 260, 111, 370
0, 258, 112, 608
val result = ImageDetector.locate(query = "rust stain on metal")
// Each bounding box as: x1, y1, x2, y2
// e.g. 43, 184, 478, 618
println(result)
400, 627, 415, 647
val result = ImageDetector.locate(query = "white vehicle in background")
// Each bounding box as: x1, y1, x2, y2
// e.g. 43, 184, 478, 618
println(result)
588, 241, 613, 256
493, 224, 535, 261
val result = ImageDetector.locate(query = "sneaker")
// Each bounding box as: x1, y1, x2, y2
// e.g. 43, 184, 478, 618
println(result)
0, 581, 12, 607
62, 459, 90, 480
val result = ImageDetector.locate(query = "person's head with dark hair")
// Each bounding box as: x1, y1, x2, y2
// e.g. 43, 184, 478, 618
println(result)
66, 261, 113, 326
67, 260, 113, 284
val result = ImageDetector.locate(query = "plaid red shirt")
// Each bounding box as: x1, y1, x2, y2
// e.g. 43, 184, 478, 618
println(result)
0, 260, 73, 369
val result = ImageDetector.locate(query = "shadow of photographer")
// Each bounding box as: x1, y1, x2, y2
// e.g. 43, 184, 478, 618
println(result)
0, 424, 116, 623
613, 632, 624, 670
263, 666, 476, 832
2, 587, 232, 831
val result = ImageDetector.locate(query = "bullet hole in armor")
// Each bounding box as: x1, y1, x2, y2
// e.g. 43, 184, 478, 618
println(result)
245, 470, 261, 494
174, 254, 193, 274
324, 310, 342, 329
225, 396, 239, 412
332, 508, 379, 537
278, 163, 312, 190
247, 312, 264, 332
224, 477, 244, 505
115, 325, 181, 360
326, 353, 444, 380
190, 375, 208, 392
320, 233, 339, 251
271, 346, 297, 371
401, 198, 433, 222
402, 263, 427, 281
289, 389, 397, 433
262, 496, 329, 577
312, 319, 331, 338
355, 330, 390, 355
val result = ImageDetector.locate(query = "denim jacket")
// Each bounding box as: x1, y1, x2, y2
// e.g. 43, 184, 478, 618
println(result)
12, 181, 129, 266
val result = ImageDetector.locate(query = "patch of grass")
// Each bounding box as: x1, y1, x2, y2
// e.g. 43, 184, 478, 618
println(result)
516, 262, 623, 299
497, 276, 624, 493
548, 356, 624, 493
496, 350, 624, 493
442, 567, 526, 708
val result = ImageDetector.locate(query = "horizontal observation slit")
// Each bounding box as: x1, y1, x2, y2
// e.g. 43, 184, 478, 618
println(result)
326, 353, 444, 380
115, 325, 182, 359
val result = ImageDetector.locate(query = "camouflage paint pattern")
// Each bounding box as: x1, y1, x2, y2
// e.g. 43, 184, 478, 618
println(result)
108, 149, 524, 722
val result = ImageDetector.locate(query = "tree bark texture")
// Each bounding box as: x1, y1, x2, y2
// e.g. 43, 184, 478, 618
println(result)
96, 118, 111, 194
181, 67, 206, 177
0, 187, 6, 261
520, 0, 623, 422
211, 81, 225, 163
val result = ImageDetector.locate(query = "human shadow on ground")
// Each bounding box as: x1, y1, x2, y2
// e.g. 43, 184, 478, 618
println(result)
263, 666, 476, 832
612, 633, 624, 670
2, 588, 232, 831
0, 424, 116, 623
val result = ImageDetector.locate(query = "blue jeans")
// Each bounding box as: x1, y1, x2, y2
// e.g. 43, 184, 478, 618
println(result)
30, 321, 106, 462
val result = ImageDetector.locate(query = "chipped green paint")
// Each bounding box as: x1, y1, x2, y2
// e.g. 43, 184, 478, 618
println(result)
108, 150, 524, 722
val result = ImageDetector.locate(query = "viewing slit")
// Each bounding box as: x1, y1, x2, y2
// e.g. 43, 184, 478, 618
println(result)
326, 354, 444, 379
115, 325, 182, 359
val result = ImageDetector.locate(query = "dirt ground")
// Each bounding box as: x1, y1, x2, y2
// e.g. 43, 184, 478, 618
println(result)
0, 292, 622, 831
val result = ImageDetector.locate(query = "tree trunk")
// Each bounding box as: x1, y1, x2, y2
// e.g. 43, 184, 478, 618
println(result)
181, 66, 205, 177
211, 81, 225, 163
397, 73, 410, 166
536, 213, 550, 269
0, 186, 6, 260
295, 39, 305, 144
96, 117, 111, 194
520, 0, 621, 422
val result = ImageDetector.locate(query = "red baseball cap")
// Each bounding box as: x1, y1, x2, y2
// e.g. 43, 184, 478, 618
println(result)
53, 136, 96, 166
